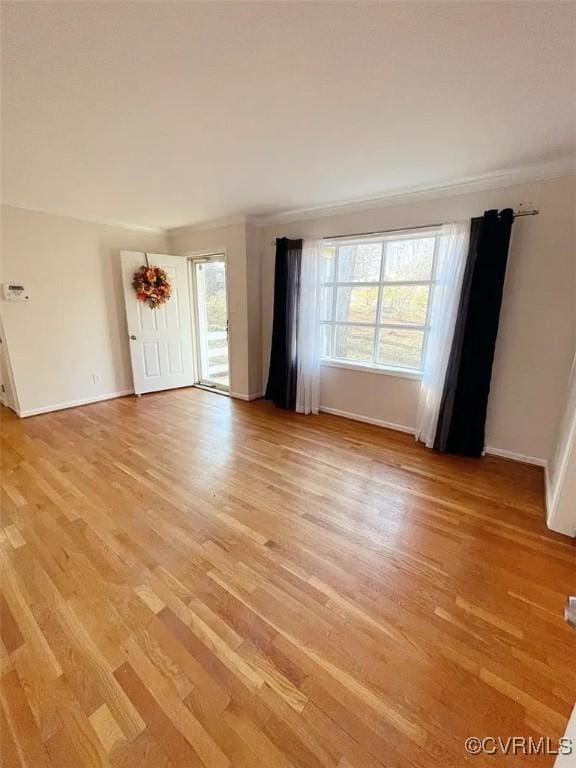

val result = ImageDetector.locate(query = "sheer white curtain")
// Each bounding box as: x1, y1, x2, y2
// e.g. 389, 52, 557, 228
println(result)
296, 238, 323, 414
415, 220, 470, 447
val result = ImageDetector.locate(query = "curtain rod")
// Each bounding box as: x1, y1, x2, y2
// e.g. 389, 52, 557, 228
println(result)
321, 209, 539, 241
269, 209, 540, 244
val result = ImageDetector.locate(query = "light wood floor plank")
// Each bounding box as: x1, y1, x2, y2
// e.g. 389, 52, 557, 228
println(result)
1, 390, 574, 768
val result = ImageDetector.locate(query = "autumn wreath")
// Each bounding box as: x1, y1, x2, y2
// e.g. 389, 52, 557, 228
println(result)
132, 264, 172, 309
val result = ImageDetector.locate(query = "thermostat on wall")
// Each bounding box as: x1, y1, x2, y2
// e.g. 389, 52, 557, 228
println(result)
3, 283, 30, 301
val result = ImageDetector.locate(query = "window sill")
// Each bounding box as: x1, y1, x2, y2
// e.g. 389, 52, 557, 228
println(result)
320, 359, 422, 380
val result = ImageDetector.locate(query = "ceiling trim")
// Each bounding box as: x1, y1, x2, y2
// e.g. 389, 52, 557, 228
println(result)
0, 203, 166, 234
168, 215, 247, 238
4, 157, 574, 234
249, 157, 575, 228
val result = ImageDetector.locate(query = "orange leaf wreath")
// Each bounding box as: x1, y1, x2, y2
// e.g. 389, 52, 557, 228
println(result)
132, 265, 172, 309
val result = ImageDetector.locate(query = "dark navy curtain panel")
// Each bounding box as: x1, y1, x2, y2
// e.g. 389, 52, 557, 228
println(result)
265, 238, 302, 410
435, 209, 514, 456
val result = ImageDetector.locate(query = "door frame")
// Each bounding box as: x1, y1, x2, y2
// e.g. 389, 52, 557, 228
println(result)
187, 250, 232, 394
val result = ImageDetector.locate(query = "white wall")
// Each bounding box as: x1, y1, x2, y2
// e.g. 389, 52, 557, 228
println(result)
547, 355, 576, 536
246, 223, 263, 396
3, 174, 574, 477
167, 220, 262, 400
0, 205, 166, 415
260, 175, 576, 464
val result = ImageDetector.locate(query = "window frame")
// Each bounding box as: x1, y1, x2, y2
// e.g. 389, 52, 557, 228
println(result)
320, 228, 441, 376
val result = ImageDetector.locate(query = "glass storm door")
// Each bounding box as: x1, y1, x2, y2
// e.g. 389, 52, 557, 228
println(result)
191, 257, 230, 391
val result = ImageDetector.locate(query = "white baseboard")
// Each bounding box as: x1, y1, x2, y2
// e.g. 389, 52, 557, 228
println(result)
20, 388, 264, 416
230, 391, 264, 402
18, 389, 552, 476
484, 445, 547, 467
319, 406, 415, 435
319, 407, 549, 468
19, 389, 134, 418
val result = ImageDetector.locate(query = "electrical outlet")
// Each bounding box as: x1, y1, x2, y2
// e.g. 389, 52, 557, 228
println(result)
92, 373, 101, 384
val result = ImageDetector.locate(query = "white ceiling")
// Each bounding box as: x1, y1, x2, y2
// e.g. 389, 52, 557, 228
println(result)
2, 1, 575, 230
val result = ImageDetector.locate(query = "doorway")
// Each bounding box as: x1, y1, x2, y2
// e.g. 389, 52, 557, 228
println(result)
189, 255, 230, 392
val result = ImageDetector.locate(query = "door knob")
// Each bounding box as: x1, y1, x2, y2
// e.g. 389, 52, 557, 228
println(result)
130, 335, 137, 340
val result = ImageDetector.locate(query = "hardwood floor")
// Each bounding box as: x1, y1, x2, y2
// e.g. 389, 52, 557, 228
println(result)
1, 388, 574, 768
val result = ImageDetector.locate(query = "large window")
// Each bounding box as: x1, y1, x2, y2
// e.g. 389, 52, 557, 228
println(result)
320, 230, 439, 373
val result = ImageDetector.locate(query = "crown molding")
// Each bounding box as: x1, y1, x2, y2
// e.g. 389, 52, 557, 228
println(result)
5, 157, 574, 235
0, 203, 166, 234
168, 214, 247, 237
250, 157, 575, 227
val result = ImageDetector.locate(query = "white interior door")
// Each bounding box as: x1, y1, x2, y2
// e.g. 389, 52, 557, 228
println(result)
121, 251, 195, 394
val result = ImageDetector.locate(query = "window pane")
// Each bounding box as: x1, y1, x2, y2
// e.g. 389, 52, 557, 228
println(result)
337, 243, 382, 282
377, 328, 424, 369
380, 285, 430, 325
320, 324, 331, 357
384, 237, 434, 281
320, 286, 333, 321
336, 286, 378, 323
322, 246, 335, 282
335, 325, 375, 363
